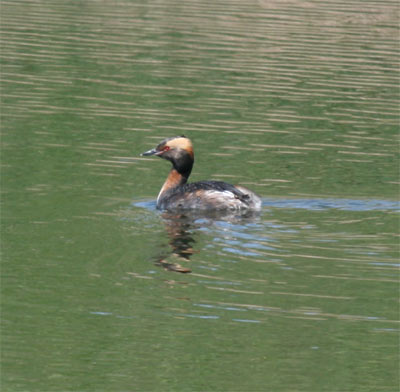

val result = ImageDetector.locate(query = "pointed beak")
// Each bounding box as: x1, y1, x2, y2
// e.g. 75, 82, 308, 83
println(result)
141, 148, 158, 156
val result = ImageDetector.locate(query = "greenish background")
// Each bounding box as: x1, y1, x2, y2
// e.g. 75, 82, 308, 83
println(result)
1, 1, 399, 391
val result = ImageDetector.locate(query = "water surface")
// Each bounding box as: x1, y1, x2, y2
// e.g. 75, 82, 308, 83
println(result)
1, 0, 399, 391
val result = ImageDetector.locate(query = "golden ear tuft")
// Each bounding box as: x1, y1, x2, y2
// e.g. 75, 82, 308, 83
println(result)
165, 136, 193, 158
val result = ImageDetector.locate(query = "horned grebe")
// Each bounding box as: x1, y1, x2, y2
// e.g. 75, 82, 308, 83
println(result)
141, 136, 262, 211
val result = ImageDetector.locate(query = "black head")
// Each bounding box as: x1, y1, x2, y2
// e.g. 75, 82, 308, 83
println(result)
141, 136, 194, 176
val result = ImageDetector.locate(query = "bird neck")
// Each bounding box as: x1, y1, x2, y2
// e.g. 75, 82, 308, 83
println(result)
157, 168, 188, 204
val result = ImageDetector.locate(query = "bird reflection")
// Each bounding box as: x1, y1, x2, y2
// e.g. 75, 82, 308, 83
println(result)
153, 209, 261, 273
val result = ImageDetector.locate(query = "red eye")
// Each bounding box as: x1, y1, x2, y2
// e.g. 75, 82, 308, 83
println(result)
163, 146, 170, 152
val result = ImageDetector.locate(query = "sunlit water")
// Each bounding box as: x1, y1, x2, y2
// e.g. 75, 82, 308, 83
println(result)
2, 0, 399, 391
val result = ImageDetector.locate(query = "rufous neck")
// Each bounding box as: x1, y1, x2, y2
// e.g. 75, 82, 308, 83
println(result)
157, 168, 188, 203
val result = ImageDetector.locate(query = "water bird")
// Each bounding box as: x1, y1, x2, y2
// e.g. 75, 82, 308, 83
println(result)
141, 136, 261, 211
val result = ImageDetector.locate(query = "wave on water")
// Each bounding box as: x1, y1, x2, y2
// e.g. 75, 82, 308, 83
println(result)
133, 197, 399, 212
261, 198, 399, 212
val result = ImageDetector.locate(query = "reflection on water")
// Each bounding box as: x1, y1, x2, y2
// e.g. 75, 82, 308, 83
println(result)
155, 212, 196, 273
133, 196, 399, 275
134, 201, 262, 273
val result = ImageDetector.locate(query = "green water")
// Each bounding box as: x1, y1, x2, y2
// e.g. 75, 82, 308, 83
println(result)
1, 0, 399, 391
